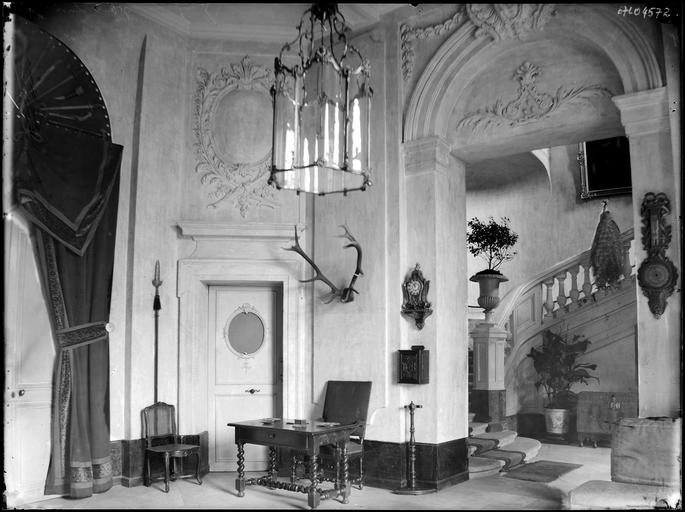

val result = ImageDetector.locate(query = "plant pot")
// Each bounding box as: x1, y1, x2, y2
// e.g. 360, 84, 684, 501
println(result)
544, 408, 570, 435
470, 270, 509, 312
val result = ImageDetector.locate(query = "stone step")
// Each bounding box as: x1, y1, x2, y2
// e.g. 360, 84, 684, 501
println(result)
469, 456, 504, 479
469, 422, 488, 436
500, 436, 542, 463
469, 429, 518, 448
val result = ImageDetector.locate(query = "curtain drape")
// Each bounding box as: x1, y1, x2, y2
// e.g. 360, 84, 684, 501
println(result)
14, 122, 122, 498
11, 15, 124, 498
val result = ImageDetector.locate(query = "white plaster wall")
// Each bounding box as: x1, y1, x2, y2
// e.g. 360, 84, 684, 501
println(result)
310, 27, 401, 441
22, 3, 678, 448
466, 144, 634, 306
31, 4, 188, 439
181, 38, 302, 224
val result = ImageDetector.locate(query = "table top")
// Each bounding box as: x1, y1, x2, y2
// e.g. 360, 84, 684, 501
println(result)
228, 418, 358, 434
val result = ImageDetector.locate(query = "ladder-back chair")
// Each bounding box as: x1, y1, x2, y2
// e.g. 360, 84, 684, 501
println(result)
141, 402, 202, 492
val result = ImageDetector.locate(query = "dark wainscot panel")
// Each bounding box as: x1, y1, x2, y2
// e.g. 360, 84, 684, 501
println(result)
114, 431, 209, 487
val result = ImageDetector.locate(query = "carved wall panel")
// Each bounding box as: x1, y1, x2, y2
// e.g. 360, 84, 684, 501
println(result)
401, 4, 556, 83
193, 56, 278, 217
457, 61, 613, 133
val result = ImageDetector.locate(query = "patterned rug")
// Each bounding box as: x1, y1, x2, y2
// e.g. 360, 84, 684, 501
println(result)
468, 437, 499, 456
503, 460, 583, 482
478, 448, 527, 470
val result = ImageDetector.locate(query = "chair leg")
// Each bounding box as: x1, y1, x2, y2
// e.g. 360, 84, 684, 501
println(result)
196, 452, 203, 485
144, 453, 151, 487
171, 457, 177, 481
163, 452, 171, 493
358, 457, 364, 490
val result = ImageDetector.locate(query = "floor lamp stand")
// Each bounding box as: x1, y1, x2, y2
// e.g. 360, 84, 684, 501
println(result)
392, 401, 437, 495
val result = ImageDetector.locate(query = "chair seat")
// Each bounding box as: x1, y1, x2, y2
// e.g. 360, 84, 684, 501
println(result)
148, 443, 200, 457
319, 440, 363, 456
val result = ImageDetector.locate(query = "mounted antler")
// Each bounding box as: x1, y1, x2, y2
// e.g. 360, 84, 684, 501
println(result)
338, 224, 363, 302
284, 225, 364, 303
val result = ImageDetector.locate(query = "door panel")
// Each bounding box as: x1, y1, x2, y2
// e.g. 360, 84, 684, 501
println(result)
208, 284, 282, 471
4, 218, 55, 507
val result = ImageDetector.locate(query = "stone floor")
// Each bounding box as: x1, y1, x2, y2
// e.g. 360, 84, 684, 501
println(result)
22, 443, 611, 510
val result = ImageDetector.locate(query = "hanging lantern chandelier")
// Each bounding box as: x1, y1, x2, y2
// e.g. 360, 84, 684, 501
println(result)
269, 4, 373, 196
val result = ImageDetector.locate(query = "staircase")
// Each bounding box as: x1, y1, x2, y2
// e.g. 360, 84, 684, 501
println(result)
468, 414, 542, 478
465, 228, 636, 479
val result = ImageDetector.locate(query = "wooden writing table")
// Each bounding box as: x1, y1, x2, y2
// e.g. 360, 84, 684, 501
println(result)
228, 419, 357, 509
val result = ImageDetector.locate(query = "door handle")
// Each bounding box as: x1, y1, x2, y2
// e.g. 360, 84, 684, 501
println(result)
245, 388, 260, 394
10, 389, 25, 398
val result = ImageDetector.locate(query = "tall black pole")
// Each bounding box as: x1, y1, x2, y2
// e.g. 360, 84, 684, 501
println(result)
392, 401, 436, 495
152, 260, 162, 404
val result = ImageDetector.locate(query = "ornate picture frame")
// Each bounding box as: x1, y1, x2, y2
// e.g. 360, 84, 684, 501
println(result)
578, 136, 632, 200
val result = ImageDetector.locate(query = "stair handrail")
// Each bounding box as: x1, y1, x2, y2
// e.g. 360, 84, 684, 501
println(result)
492, 228, 635, 329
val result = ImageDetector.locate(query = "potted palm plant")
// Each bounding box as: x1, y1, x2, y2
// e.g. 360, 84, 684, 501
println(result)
527, 328, 599, 436
467, 216, 518, 314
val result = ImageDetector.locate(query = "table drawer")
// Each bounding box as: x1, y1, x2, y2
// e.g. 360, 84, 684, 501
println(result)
237, 427, 310, 450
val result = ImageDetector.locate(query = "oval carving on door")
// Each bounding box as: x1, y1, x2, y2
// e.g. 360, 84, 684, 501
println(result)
224, 303, 265, 357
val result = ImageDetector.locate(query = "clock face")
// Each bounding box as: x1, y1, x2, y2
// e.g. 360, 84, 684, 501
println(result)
642, 262, 670, 288
407, 280, 421, 295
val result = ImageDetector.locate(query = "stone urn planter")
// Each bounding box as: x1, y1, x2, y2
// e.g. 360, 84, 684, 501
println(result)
470, 270, 509, 313
544, 408, 571, 435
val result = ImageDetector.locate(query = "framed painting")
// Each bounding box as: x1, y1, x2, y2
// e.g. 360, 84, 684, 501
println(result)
578, 136, 632, 199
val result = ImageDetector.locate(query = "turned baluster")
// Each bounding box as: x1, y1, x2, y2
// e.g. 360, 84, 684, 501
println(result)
543, 279, 555, 318
582, 264, 593, 299
555, 272, 568, 310
622, 239, 633, 279
568, 265, 580, 305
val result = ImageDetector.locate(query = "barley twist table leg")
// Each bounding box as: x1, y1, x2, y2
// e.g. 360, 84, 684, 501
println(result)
307, 453, 321, 509
269, 446, 278, 484
341, 441, 350, 504
236, 442, 246, 497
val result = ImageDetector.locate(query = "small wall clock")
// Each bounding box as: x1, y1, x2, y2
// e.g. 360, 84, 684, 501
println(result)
401, 263, 433, 329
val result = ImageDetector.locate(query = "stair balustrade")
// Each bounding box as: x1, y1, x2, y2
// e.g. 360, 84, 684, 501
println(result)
489, 229, 634, 356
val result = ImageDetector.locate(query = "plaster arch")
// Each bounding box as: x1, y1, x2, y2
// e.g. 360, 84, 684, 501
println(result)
404, 4, 663, 149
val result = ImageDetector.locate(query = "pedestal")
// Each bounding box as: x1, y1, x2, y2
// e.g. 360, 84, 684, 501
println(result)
471, 319, 507, 427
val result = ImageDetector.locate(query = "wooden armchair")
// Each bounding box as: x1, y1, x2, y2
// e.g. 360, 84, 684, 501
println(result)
291, 380, 372, 489
141, 402, 202, 492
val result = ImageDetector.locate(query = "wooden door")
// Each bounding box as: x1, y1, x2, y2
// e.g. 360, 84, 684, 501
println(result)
207, 283, 282, 471
3, 217, 56, 507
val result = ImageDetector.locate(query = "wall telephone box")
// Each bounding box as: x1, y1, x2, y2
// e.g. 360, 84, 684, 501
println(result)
398, 345, 429, 384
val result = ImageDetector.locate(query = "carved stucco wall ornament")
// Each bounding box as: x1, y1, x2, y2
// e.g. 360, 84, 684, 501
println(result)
636, 192, 678, 319
466, 4, 555, 41
193, 56, 278, 216
456, 61, 613, 133
400, 6, 467, 82
400, 4, 556, 82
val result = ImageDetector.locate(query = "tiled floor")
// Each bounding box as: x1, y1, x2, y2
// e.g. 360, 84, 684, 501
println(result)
22, 443, 610, 510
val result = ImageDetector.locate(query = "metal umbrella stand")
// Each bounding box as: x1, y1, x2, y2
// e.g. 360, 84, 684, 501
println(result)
392, 401, 437, 495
